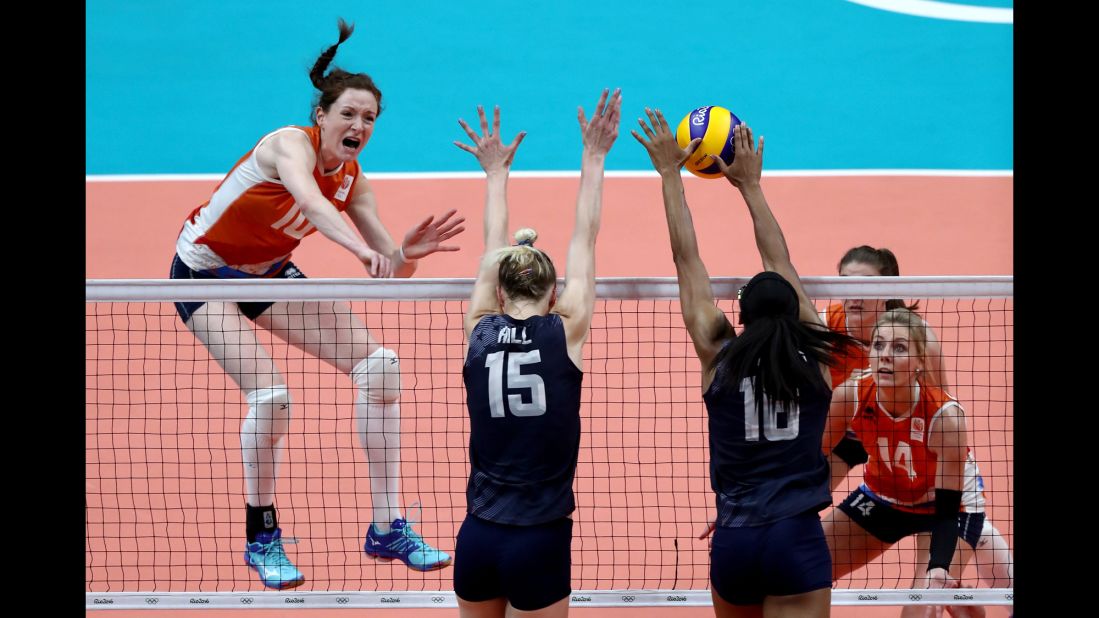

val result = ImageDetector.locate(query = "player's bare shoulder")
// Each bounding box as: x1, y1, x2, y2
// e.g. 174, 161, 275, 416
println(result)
255, 128, 314, 180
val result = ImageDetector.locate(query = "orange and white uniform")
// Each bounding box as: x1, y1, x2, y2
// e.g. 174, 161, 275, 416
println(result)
848, 375, 986, 515
824, 304, 870, 388
176, 125, 361, 276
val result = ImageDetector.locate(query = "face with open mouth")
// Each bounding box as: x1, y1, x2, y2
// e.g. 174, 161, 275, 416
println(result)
869, 324, 922, 390
840, 260, 887, 342
315, 88, 379, 169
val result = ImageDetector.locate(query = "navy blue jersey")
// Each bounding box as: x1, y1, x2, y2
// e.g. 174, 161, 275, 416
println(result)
704, 351, 832, 527
463, 313, 583, 525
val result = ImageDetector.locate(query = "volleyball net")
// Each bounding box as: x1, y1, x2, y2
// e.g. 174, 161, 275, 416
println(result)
85, 276, 1012, 610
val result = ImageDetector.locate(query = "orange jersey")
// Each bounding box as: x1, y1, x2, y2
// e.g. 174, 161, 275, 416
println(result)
176, 126, 361, 275
825, 304, 870, 388
848, 375, 985, 514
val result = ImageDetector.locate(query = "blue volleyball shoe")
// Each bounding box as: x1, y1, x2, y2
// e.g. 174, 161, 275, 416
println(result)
244, 528, 305, 589
364, 515, 452, 572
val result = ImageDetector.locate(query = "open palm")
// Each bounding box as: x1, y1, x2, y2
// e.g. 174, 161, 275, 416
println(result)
401, 209, 466, 259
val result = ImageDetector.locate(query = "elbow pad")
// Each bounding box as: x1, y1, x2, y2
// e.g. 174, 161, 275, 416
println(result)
833, 434, 869, 467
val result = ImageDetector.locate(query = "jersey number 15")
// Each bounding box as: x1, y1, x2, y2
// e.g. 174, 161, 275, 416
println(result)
485, 351, 547, 417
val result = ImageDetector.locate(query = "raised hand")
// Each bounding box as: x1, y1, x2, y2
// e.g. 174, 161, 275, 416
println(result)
579, 88, 622, 156
631, 107, 701, 176
454, 105, 526, 174
400, 208, 467, 259
712, 123, 763, 188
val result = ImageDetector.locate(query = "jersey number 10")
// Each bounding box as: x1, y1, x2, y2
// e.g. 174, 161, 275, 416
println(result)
485, 351, 547, 417
740, 378, 800, 441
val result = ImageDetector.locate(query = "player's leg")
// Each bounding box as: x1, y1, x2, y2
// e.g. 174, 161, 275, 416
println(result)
823, 489, 893, 580
185, 301, 303, 589
710, 523, 766, 618
257, 299, 450, 570
760, 511, 832, 618
762, 589, 830, 618
458, 598, 508, 618
499, 517, 574, 618
971, 521, 1013, 589
902, 511, 988, 618
712, 592, 764, 618
455, 514, 507, 618
505, 597, 570, 618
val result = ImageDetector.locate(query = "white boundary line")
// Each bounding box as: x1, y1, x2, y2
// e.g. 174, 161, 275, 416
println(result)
86, 589, 1014, 610
86, 170, 1014, 182
846, 0, 1013, 23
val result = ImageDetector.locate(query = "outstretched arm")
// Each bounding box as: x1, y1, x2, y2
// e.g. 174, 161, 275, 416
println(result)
712, 125, 823, 329
632, 108, 731, 374
344, 178, 465, 278
454, 105, 527, 337
923, 407, 969, 589
822, 381, 856, 457
826, 376, 866, 490
260, 129, 393, 276
552, 88, 622, 366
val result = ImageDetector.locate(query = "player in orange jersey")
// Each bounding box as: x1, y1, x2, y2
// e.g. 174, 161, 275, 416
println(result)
822, 308, 1012, 618
825, 246, 947, 390
169, 18, 461, 589
826, 247, 948, 494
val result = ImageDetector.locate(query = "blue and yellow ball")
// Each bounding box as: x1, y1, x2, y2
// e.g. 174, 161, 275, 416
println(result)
676, 106, 742, 179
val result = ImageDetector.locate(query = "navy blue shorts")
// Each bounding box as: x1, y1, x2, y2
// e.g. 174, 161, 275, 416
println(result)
710, 510, 832, 605
169, 254, 305, 324
453, 514, 572, 611
838, 485, 985, 549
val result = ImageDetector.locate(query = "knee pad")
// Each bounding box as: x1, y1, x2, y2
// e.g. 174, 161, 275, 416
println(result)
352, 347, 402, 404
242, 386, 292, 446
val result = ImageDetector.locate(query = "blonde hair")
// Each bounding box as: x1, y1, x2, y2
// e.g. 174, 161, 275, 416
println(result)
494, 228, 556, 301
872, 308, 933, 383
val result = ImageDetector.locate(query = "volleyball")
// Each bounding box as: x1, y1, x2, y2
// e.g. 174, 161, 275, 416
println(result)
676, 106, 742, 179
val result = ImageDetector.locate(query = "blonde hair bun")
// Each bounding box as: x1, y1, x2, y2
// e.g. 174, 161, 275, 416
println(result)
514, 228, 538, 246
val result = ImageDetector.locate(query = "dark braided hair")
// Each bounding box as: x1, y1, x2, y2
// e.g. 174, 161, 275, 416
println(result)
308, 18, 383, 124
712, 309, 861, 416
711, 272, 861, 416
